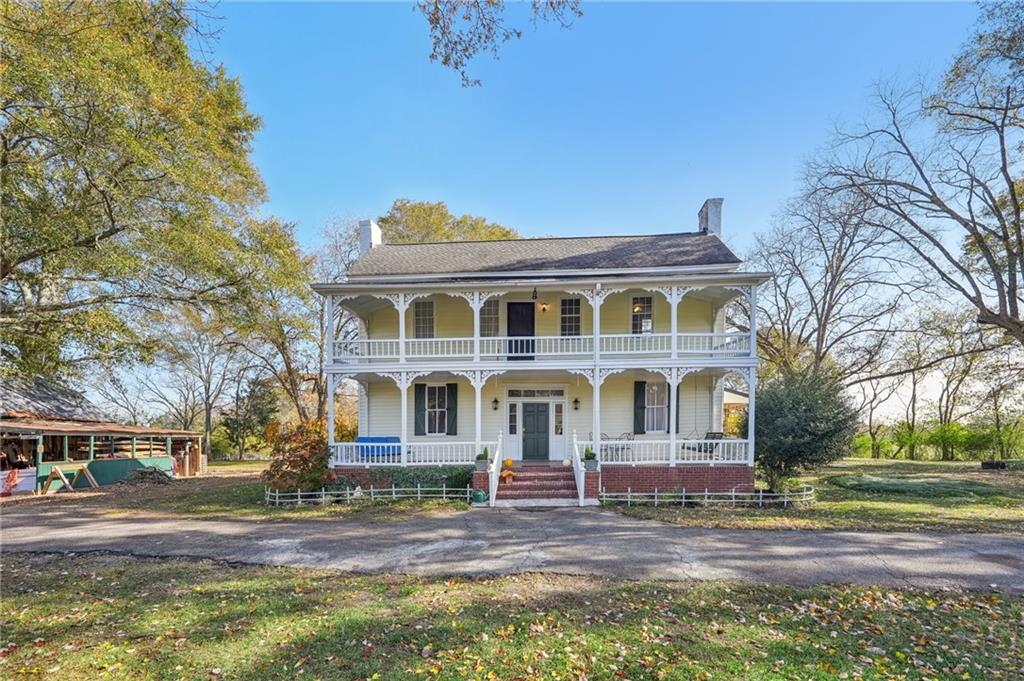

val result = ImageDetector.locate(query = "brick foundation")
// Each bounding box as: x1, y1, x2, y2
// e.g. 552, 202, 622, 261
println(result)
340, 465, 751, 498
598, 465, 754, 493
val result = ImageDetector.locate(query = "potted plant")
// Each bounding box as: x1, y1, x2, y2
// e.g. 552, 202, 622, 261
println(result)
476, 448, 490, 471
583, 447, 598, 471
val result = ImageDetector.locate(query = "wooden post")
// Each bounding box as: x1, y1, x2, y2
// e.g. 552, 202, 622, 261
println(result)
131, 437, 137, 458
88, 436, 95, 461
63, 435, 69, 461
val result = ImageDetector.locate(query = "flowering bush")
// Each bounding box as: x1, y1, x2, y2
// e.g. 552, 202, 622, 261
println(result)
261, 422, 330, 491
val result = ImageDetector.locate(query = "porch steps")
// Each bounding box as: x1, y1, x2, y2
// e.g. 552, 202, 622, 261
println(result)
496, 467, 578, 502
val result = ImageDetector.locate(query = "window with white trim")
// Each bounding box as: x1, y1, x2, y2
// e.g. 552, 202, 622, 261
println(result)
560, 298, 581, 337
554, 403, 564, 435
480, 298, 499, 337
426, 384, 447, 435
414, 300, 434, 339
645, 382, 668, 432
631, 296, 653, 335
508, 402, 517, 435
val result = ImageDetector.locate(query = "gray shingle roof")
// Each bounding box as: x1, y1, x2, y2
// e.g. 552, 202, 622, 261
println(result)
1, 375, 112, 422
347, 232, 741, 277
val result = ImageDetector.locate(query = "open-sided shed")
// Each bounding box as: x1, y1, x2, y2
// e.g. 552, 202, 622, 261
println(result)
1, 376, 203, 493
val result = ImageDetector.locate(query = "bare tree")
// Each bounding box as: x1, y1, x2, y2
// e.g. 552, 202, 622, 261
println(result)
854, 375, 901, 458
741, 187, 917, 383
142, 371, 203, 431
822, 36, 1024, 347
94, 375, 150, 426
158, 308, 242, 452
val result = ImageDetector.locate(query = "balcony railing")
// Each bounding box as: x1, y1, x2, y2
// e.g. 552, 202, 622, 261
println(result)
333, 332, 751, 364
331, 441, 493, 467
591, 438, 751, 465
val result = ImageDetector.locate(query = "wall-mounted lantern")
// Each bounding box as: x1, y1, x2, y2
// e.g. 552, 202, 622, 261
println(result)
572, 398, 580, 411
491, 398, 500, 411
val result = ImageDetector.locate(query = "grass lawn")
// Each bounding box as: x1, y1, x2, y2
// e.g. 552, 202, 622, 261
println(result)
617, 459, 1024, 534
1, 553, 1020, 680
1, 472, 469, 521
205, 460, 270, 473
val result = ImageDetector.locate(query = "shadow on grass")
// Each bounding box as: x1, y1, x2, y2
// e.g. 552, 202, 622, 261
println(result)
2, 553, 1021, 680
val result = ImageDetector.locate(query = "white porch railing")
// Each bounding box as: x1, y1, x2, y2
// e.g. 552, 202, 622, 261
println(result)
488, 432, 503, 507
479, 335, 593, 358
599, 333, 673, 354
333, 332, 752, 363
331, 441, 494, 467
406, 337, 474, 359
676, 332, 751, 356
594, 439, 751, 465
570, 431, 585, 506
333, 338, 401, 361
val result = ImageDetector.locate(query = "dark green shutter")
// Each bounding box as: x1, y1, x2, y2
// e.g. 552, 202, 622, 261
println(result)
445, 383, 458, 435
633, 381, 646, 434
414, 383, 426, 436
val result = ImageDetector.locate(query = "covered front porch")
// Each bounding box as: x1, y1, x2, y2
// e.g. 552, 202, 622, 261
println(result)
327, 366, 754, 468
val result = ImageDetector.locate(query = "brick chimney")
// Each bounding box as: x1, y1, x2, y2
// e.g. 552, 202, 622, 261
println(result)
358, 219, 382, 254
698, 198, 724, 237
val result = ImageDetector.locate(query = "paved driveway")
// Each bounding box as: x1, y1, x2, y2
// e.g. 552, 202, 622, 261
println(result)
3, 504, 1022, 592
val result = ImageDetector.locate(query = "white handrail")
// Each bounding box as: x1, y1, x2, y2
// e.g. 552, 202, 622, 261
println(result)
488, 431, 503, 507
570, 430, 585, 506
595, 438, 750, 465
334, 332, 751, 362
331, 441, 495, 467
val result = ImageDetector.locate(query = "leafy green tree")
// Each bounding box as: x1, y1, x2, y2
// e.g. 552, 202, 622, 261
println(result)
1, 1, 263, 376
377, 199, 519, 243
221, 376, 279, 460
748, 369, 859, 492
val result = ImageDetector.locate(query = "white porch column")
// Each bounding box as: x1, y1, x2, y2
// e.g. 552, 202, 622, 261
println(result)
668, 369, 679, 467
474, 374, 482, 455
746, 366, 757, 465
399, 374, 409, 465
471, 295, 481, 362
593, 284, 602, 364
591, 374, 601, 457
326, 295, 337, 363
670, 291, 679, 359
749, 284, 758, 358
397, 295, 407, 363
327, 374, 336, 447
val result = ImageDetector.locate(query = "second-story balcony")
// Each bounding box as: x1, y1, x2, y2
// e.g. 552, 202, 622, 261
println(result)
324, 279, 759, 367
333, 331, 751, 364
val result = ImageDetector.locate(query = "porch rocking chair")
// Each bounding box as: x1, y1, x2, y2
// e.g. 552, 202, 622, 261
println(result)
682, 431, 724, 456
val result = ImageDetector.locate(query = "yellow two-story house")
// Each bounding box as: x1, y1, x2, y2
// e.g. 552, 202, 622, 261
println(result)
314, 198, 768, 506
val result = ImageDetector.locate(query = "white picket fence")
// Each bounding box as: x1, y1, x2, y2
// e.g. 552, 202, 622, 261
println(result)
264, 484, 474, 506
600, 485, 815, 507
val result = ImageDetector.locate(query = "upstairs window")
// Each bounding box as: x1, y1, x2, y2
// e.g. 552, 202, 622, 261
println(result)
480, 298, 499, 337
560, 298, 581, 337
414, 300, 434, 339
645, 382, 668, 432
631, 296, 653, 335
426, 384, 447, 435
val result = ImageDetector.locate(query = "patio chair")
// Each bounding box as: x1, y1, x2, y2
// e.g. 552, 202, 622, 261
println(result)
682, 431, 724, 455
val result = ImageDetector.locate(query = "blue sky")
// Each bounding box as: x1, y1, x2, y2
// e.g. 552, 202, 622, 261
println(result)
210, 1, 978, 254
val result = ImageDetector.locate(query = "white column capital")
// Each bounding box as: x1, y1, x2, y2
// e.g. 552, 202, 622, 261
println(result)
645, 285, 693, 305
650, 367, 698, 386
451, 369, 506, 389
378, 370, 429, 390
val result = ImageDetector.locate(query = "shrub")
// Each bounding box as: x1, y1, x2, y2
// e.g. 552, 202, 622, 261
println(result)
332, 466, 474, 490
261, 422, 330, 491
748, 368, 859, 492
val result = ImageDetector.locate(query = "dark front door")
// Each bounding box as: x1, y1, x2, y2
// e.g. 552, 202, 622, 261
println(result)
506, 302, 535, 360
522, 402, 549, 460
